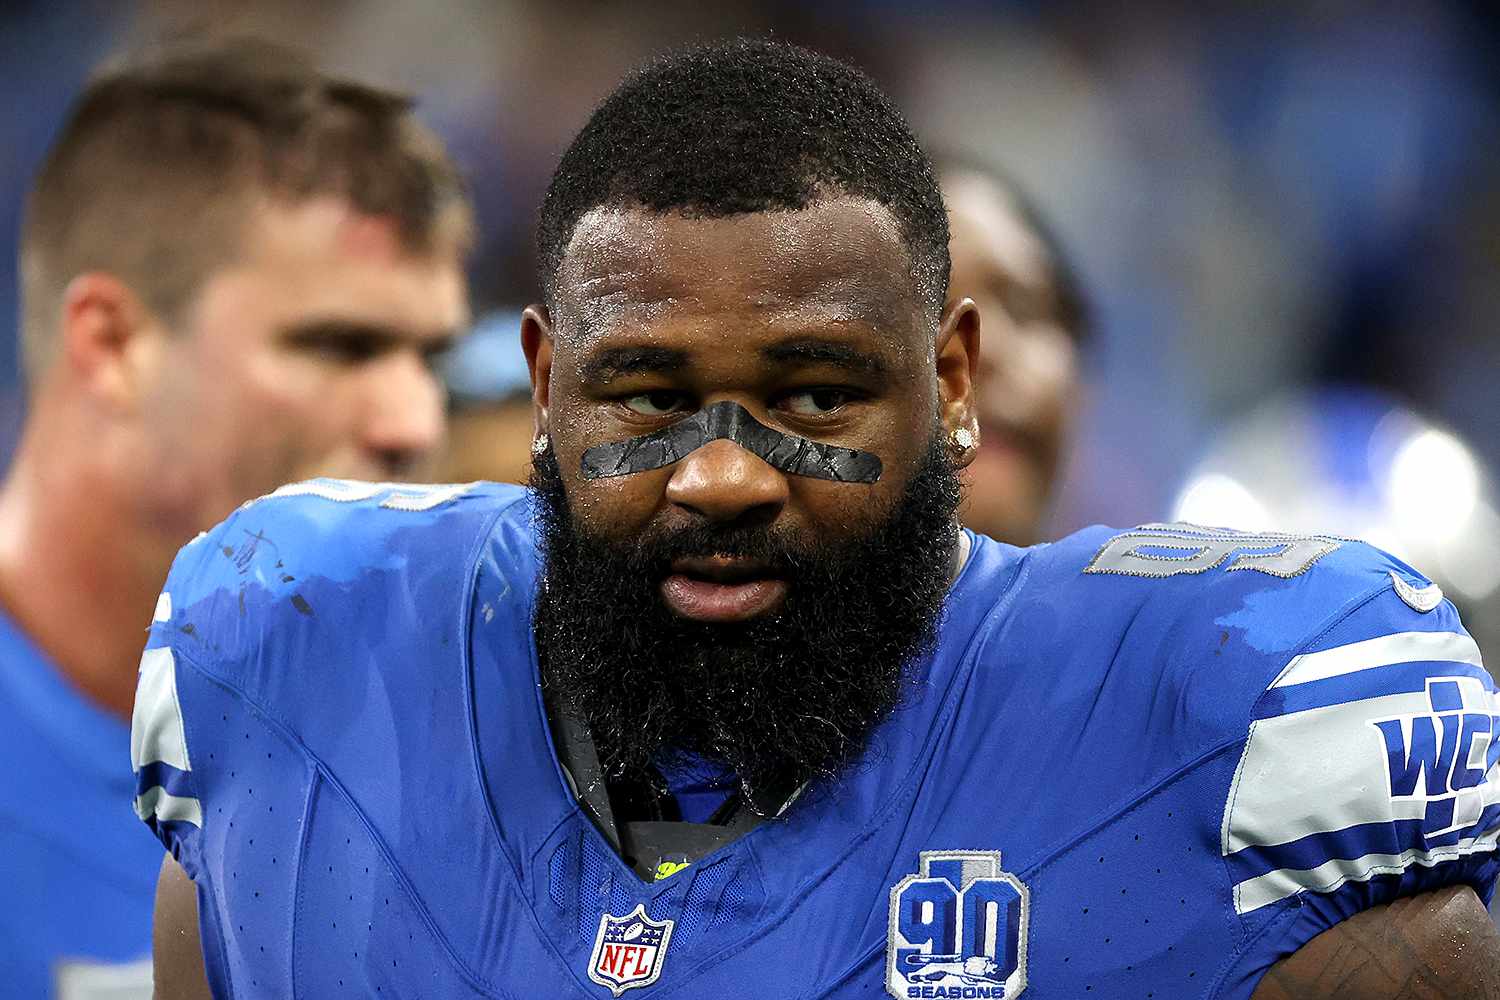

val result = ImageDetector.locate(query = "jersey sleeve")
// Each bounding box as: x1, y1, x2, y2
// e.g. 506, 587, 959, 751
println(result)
128, 478, 522, 875
129, 528, 224, 878
129, 508, 322, 998
1218, 569, 1499, 992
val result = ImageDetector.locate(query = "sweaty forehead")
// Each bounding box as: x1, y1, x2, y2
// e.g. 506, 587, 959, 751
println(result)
553, 197, 924, 341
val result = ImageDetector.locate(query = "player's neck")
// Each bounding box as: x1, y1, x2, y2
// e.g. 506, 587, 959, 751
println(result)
0, 432, 172, 721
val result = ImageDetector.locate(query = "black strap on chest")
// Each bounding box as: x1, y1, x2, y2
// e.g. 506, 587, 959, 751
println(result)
544, 692, 800, 882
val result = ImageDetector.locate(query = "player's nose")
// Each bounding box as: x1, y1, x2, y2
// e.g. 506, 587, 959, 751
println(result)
665, 438, 789, 526
359, 352, 446, 474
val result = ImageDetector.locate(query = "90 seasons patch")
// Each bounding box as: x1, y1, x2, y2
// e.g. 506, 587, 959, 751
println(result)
887, 851, 1030, 999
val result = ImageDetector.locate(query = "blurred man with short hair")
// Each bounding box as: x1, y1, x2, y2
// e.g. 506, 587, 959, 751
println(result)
0, 37, 471, 996
939, 158, 1091, 546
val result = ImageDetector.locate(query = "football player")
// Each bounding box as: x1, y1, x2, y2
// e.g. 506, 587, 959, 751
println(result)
939, 157, 1090, 546
142, 40, 1500, 998
0, 38, 471, 997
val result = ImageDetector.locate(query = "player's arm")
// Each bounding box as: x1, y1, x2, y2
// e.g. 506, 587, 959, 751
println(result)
152, 854, 214, 1000
1252, 883, 1500, 999
1182, 540, 1500, 997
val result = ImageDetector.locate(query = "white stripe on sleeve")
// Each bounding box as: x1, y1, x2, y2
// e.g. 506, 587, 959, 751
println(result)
133, 785, 203, 828
1221, 691, 1433, 856
1235, 823, 1500, 913
1271, 631, 1481, 689
130, 647, 192, 772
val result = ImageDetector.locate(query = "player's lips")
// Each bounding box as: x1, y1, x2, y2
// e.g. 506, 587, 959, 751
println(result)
661, 556, 788, 622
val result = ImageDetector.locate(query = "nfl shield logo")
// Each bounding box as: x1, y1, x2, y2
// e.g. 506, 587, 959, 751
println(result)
588, 904, 675, 996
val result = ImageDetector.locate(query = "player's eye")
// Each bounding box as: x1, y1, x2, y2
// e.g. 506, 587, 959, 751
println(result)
779, 388, 855, 417
622, 391, 691, 417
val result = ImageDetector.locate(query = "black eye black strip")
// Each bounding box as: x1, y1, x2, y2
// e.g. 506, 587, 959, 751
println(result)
579, 401, 882, 483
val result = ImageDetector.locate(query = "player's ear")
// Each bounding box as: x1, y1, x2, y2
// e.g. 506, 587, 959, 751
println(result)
58, 272, 161, 411
936, 296, 980, 468
521, 305, 553, 439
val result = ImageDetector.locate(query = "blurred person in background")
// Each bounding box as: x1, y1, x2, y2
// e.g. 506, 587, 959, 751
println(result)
0, 37, 472, 998
938, 156, 1091, 546
435, 309, 535, 485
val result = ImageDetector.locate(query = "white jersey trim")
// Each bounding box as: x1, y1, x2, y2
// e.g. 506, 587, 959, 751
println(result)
133, 785, 203, 828
1234, 821, 1500, 913
1271, 631, 1481, 689
130, 647, 191, 772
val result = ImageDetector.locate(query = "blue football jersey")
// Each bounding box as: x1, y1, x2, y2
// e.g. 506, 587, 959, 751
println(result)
132, 479, 1500, 999
1, 607, 158, 1000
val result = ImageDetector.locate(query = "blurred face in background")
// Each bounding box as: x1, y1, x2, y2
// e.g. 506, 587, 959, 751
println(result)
943, 169, 1081, 546
140, 195, 468, 530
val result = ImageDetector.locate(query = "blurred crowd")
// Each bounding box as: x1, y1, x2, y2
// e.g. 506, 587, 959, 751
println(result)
2, 0, 1499, 991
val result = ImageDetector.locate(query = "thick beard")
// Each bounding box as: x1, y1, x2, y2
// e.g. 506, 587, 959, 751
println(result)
530, 430, 961, 805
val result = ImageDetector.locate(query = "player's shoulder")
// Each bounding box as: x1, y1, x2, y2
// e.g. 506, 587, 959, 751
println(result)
974, 521, 1470, 747
1027, 521, 1432, 658
953, 525, 1496, 992
245, 476, 526, 525
151, 479, 533, 690
133, 481, 535, 880
159, 479, 528, 609
192, 477, 526, 562
1027, 520, 1402, 615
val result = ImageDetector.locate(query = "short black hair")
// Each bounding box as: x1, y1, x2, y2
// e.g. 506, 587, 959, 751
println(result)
934, 151, 1093, 345
538, 38, 949, 321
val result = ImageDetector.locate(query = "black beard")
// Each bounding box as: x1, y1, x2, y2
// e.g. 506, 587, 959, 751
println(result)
530, 431, 961, 807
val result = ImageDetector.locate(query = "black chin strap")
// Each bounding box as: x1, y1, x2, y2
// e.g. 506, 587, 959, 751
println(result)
545, 692, 622, 847
543, 691, 804, 881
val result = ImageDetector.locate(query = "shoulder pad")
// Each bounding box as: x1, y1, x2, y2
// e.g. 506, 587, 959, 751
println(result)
148, 479, 528, 697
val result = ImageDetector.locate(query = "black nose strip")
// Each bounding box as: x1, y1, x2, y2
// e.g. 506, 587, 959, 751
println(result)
579, 401, 882, 483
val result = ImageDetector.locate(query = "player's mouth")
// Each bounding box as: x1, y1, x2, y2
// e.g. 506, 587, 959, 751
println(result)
661, 555, 789, 623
